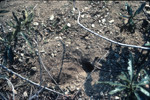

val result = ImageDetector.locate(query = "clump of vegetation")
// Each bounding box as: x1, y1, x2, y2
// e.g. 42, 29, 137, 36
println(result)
120, 2, 146, 33
97, 53, 150, 100
0, 9, 34, 65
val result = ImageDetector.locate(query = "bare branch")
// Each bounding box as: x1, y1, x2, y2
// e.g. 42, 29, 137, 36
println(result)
0, 64, 65, 96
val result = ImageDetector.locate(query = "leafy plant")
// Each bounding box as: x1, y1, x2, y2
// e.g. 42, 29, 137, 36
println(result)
97, 53, 150, 99
0, 9, 34, 65
120, 2, 146, 32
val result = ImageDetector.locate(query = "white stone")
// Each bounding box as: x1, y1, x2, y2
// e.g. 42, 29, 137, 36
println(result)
81, 14, 85, 18
49, 14, 54, 20
115, 96, 120, 99
91, 24, 95, 28
67, 23, 71, 27
23, 91, 28, 97
102, 19, 106, 23
109, 19, 114, 24
33, 22, 39, 26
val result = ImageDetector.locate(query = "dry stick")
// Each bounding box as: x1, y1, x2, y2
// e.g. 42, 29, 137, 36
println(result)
0, 64, 64, 96
33, 39, 64, 93
0, 76, 15, 100
73, 51, 109, 99
74, 6, 150, 50
0, 92, 7, 100
29, 88, 44, 100
57, 40, 65, 82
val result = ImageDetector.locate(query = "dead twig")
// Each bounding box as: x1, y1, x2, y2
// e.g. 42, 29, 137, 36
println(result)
0, 64, 65, 96
57, 40, 66, 82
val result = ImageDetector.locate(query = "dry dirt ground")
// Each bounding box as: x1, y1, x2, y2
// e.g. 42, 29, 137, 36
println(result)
0, 0, 150, 100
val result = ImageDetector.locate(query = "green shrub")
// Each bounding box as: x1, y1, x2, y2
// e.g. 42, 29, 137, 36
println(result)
120, 2, 146, 32
0, 9, 34, 65
97, 53, 150, 99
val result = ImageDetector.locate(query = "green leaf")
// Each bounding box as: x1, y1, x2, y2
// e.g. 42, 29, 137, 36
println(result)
125, 3, 133, 16
134, 92, 142, 100
3, 47, 8, 65
138, 75, 150, 86
128, 53, 133, 81
119, 72, 130, 82
138, 86, 150, 97
134, 2, 146, 16
109, 86, 126, 95
8, 47, 14, 64
6, 21, 16, 28
19, 32, 33, 53
12, 12, 19, 24
27, 12, 34, 23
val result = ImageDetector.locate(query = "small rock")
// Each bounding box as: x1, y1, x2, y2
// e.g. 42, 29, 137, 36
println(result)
23, 91, 28, 97
67, 23, 71, 27
102, 19, 106, 23
115, 96, 120, 99
84, 7, 89, 10
55, 36, 62, 40
33, 22, 39, 26
49, 15, 54, 20
72, 7, 76, 11
13, 90, 17, 94
145, 84, 149, 88
146, 11, 150, 15
91, 24, 95, 28
76, 88, 80, 90
85, 36, 89, 40
20, 53, 24, 57
31, 67, 37, 71
51, 53, 55, 57
99, 20, 101, 23
109, 19, 114, 24
81, 14, 85, 18
124, 18, 128, 24
145, 4, 150, 10
19, 58, 23, 62
43, 1, 47, 3
12, 74, 16, 79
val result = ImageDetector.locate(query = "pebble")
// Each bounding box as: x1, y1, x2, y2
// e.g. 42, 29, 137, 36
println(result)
31, 67, 37, 71
115, 96, 120, 99
19, 58, 23, 62
33, 22, 39, 26
67, 23, 71, 27
51, 53, 55, 57
13, 90, 17, 94
102, 19, 106, 23
49, 14, 54, 20
20, 53, 24, 57
85, 36, 89, 40
72, 7, 76, 11
55, 36, 62, 40
99, 20, 101, 23
84, 7, 89, 10
81, 14, 85, 18
23, 91, 28, 97
145, 4, 150, 10
109, 19, 114, 24
91, 24, 95, 28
